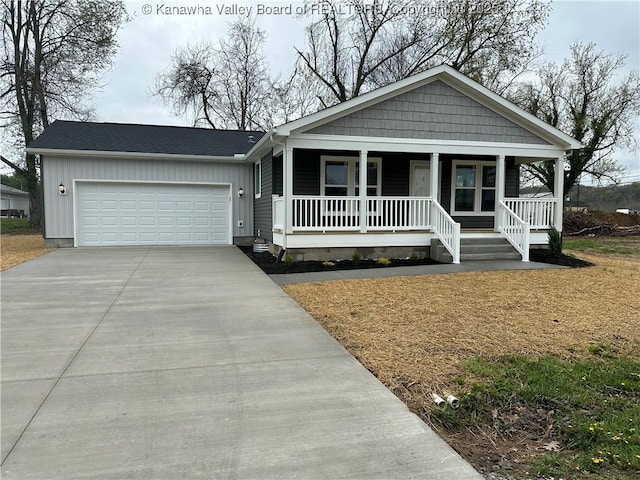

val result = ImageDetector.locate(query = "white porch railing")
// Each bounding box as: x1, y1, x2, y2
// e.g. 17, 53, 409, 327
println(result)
273, 196, 284, 231
431, 201, 461, 264
366, 197, 432, 231
498, 201, 530, 262
293, 196, 361, 231
503, 198, 557, 229
273, 195, 461, 262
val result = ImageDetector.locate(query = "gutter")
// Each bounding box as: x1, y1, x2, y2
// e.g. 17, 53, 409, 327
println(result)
25, 147, 246, 163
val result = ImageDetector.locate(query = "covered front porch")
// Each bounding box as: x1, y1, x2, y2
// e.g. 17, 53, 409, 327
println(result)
269, 143, 565, 263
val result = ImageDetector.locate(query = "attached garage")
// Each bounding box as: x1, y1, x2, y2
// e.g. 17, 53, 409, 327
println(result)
75, 182, 231, 246
27, 121, 263, 248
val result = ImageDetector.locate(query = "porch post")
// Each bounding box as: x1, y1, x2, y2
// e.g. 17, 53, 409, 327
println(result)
495, 154, 506, 232
430, 152, 439, 200
284, 146, 294, 235
554, 155, 564, 231
359, 150, 368, 232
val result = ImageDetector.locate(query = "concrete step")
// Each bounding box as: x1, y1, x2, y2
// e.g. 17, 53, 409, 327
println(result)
430, 236, 523, 263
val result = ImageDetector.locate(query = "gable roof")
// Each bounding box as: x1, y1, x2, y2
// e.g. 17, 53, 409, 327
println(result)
248, 65, 582, 157
0, 184, 29, 196
27, 121, 265, 159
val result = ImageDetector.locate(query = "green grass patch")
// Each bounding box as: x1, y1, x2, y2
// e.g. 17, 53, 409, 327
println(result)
563, 237, 640, 256
432, 350, 640, 478
0, 218, 39, 234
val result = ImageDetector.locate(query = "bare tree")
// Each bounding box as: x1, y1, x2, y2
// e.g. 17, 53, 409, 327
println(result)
1, 0, 127, 226
511, 42, 640, 194
295, 0, 550, 105
156, 17, 273, 131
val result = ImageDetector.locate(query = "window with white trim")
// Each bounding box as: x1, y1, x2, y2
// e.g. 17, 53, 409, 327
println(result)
254, 160, 262, 198
321, 156, 381, 196
452, 161, 496, 214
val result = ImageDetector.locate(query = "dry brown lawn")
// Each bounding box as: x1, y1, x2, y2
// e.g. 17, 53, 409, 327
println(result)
285, 251, 640, 404
1, 234, 53, 271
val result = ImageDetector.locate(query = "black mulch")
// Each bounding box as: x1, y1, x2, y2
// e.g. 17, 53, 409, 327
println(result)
240, 246, 594, 274
529, 249, 594, 268
239, 246, 440, 274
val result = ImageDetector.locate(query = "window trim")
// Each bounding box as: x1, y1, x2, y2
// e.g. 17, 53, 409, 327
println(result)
451, 160, 497, 215
254, 159, 262, 199
320, 155, 382, 196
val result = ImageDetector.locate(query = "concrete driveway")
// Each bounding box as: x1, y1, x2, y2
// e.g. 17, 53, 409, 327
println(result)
1, 246, 482, 479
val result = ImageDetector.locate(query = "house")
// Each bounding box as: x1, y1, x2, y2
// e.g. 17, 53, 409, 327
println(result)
1, 184, 30, 218
27, 65, 582, 262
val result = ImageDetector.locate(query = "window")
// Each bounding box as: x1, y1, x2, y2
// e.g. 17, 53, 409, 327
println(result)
452, 162, 496, 214
321, 156, 381, 196
254, 160, 262, 198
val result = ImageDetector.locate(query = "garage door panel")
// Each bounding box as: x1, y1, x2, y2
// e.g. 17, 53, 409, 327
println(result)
76, 183, 230, 246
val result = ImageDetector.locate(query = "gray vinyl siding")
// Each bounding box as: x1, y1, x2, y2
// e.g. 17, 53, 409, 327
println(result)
42, 155, 253, 240
505, 157, 520, 197
273, 155, 283, 196
307, 80, 550, 145
254, 151, 273, 241
293, 150, 323, 195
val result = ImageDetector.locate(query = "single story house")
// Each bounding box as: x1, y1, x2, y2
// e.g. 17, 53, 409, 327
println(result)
27, 65, 582, 263
1, 184, 30, 218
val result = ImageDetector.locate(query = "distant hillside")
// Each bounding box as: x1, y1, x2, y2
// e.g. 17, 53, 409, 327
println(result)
521, 182, 640, 212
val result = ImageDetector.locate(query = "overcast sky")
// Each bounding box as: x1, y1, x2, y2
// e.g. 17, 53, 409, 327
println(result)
3, 0, 640, 182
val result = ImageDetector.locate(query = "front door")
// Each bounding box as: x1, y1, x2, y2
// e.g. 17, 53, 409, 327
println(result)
410, 161, 431, 197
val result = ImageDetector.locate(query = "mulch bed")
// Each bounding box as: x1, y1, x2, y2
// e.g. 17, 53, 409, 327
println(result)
240, 246, 592, 274
239, 246, 440, 274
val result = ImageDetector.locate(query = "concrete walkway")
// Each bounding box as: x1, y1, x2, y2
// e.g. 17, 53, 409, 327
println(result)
1, 246, 482, 479
271, 259, 566, 285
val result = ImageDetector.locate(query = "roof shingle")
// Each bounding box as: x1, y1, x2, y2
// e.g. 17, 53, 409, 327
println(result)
28, 121, 265, 157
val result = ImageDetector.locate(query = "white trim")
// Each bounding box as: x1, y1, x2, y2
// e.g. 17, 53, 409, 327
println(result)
409, 160, 431, 197
254, 159, 262, 199
288, 134, 567, 159
28, 148, 245, 163
274, 232, 436, 249
320, 155, 382, 196
273, 65, 582, 149
72, 179, 233, 247
450, 161, 497, 216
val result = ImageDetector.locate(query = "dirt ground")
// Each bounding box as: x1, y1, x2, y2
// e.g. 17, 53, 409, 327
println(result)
1, 234, 53, 271
284, 248, 640, 475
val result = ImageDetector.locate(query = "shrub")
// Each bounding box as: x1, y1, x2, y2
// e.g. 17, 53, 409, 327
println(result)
548, 226, 563, 257
283, 255, 295, 265
322, 261, 335, 268
376, 257, 391, 266
351, 251, 361, 262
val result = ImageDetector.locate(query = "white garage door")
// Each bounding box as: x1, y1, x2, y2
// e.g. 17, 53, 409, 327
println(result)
76, 182, 230, 246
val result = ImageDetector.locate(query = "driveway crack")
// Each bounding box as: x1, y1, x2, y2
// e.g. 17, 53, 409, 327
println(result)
1, 247, 151, 466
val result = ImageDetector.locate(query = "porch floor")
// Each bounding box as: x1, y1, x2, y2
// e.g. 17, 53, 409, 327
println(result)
270, 259, 566, 285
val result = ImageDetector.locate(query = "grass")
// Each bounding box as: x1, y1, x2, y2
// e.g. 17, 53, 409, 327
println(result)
1, 217, 40, 234
285, 246, 640, 479
432, 350, 640, 479
563, 236, 640, 256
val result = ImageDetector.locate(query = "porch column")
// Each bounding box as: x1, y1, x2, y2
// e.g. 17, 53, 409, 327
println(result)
284, 146, 294, 235
430, 152, 439, 201
554, 155, 564, 231
494, 154, 506, 232
359, 150, 368, 232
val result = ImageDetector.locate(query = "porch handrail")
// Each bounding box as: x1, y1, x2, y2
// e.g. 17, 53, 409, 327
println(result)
430, 201, 461, 264
273, 196, 284, 231
498, 201, 530, 262
292, 195, 361, 231
503, 197, 557, 229
366, 197, 432, 231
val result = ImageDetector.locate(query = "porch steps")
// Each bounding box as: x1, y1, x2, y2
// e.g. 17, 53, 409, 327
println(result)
431, 237, 522, 263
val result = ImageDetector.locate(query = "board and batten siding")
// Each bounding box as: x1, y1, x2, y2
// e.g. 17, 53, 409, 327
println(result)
42, 155, 253, 241
253, 151, 273, 241
307, 80, 550, 145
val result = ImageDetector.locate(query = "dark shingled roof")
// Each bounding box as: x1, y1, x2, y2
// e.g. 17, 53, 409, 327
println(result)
28, 120, 265, 157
